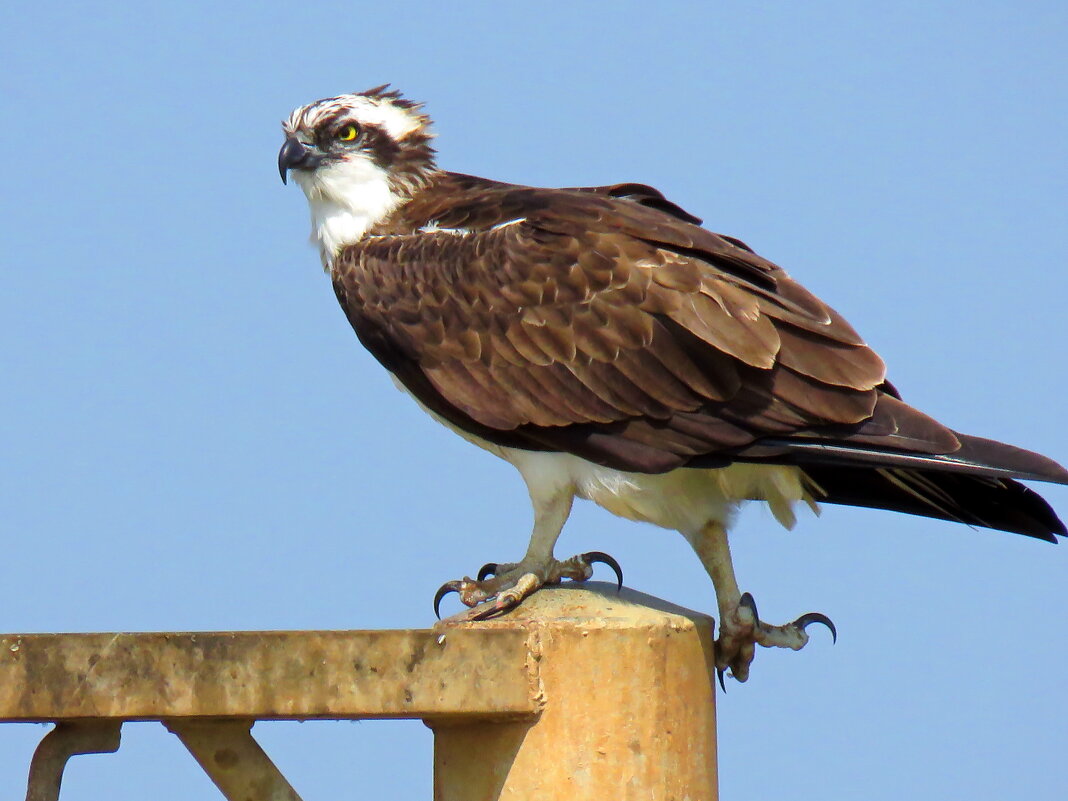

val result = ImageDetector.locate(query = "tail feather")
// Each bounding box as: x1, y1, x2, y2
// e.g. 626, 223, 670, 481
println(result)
749, 431, 1068, 486
953, 432, 1068, 485
800, 464, 1065, 542
733, 408, 1068, 541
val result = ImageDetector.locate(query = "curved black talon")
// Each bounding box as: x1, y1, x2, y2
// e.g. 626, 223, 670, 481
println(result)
793, 611, 837, 643
582, 551, 624, 591
716, 667, 727, 693
477, 562, 498, 582
433, 581, 463, 620
738, 591, 760, 623
468, 596, 518, 622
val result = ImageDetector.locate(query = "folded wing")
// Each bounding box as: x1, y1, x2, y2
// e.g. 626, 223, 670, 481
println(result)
332, 180, 1068, 540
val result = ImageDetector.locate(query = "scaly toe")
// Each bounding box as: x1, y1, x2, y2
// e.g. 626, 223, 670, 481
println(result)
464, 573, 543, 621
433, 574, 504, 618
713, 601, 758, 678
753, 611, 837, 651
434, 551, 625, 620
713, 593, 836, 682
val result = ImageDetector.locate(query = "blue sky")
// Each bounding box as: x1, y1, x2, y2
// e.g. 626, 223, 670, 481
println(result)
3, 2, 1066, 798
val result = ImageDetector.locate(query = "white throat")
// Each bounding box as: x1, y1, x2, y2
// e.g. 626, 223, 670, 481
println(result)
294, 156, 402, 268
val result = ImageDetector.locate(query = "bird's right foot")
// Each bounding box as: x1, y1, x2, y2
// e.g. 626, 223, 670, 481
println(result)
433, 551, 623, 621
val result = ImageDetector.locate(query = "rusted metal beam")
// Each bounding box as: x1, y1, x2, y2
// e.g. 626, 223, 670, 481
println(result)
431, 583, 719, 801
0, 629, 536, 722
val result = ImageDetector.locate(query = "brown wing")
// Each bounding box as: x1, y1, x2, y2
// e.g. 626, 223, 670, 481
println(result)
334, 188, 886, 456
332, 181, 1068, 538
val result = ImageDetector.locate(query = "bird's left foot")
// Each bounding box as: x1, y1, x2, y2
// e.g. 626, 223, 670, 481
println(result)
715, 592, 836, 687
433, 551, 623, 621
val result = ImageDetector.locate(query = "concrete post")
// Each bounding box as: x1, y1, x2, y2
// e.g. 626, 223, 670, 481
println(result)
431, 582, 718, 801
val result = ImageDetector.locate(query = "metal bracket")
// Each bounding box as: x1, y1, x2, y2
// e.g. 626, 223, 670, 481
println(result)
25, 720, 122, 801
165, 719, 303, 801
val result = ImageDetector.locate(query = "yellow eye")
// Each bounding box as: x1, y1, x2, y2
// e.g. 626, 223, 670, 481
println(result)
337, 124, 359, 142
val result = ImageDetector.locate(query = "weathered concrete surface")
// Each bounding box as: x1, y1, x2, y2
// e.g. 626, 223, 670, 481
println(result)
0, 628, 536, 722
432, 582, 719, 801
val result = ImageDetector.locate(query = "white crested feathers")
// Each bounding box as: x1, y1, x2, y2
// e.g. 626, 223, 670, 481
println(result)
284, 93, 425, 142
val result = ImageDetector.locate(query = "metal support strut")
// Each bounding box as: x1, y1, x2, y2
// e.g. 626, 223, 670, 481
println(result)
25, 721, 122, 801
165, 720, 303, 801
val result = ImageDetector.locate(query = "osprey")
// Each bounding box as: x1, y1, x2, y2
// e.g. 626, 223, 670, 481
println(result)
279, 87, 1068, 683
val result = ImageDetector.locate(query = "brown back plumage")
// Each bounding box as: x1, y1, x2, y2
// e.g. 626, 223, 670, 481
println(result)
331, 172, 1068, 540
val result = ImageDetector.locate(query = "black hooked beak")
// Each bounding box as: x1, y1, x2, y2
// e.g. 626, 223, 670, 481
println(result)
278, 137, 320, 184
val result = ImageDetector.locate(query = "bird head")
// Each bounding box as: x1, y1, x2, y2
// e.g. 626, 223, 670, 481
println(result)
279, 86, 436, 265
